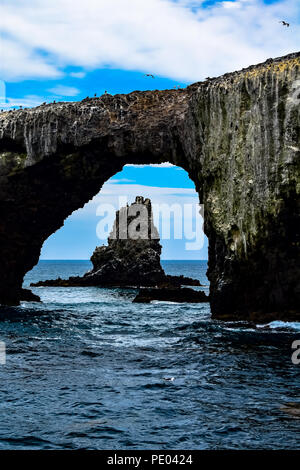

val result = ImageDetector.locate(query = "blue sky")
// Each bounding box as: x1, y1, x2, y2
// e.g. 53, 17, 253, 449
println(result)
3, 68, 184, 109
0, 0, 299, 259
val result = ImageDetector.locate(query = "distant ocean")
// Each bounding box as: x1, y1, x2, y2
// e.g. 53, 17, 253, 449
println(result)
0, 260, 299, 449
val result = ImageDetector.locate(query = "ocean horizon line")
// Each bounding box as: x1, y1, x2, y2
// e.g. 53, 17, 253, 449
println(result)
38, 259, 208, 262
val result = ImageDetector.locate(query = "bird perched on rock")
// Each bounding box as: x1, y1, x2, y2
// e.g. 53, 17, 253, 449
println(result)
144, 74, 155, 78
279, 20, 290, 27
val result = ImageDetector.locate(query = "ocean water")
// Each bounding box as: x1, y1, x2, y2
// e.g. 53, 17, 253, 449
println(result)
0, 260, 299, 450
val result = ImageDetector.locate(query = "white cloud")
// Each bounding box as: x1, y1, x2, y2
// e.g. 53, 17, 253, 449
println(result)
0, 0, 299, 82
0, 94, 45, 109
222, 1, 241, 8
126, 162, 176, 168
100, 182, 197, 197
0, 92, 78, 110
109, 178, 136, 184
1, 37, 61, 81
70, 71, 86, 78
48, 85, 80, 96
71, 183, 199, 217
0, 80, 6, 102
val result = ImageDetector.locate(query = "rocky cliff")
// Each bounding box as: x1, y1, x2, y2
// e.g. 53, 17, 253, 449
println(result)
0, 52, 299, 320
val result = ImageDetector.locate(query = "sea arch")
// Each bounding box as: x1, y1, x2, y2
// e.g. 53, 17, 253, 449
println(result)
0, 53, 299, 320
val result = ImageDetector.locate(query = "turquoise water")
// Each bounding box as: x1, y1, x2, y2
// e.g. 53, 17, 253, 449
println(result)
0, 260, 298, 449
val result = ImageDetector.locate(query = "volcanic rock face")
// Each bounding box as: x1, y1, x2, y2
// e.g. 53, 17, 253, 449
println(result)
0, 52, 299, 320
88, 196, 165, 286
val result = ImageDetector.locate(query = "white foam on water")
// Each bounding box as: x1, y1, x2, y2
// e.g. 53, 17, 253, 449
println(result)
257, 321, 300, 332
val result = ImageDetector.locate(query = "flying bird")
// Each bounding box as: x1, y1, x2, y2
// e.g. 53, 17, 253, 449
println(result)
279, 20, 290, 27
144, 74, 155, 79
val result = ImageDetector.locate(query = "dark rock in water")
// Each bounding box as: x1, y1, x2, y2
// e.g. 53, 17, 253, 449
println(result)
133, 287, 209, 303
163, 275, 201, 287
31, 277, 82, 288
280, 402, 300, 419
20, 288, 40, 302
31, 197, 201, 289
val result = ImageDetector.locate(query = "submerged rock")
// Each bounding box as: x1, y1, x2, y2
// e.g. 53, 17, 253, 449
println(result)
31, 197, 201, 289
280, 403, 300, 419
133, 287, 209, 303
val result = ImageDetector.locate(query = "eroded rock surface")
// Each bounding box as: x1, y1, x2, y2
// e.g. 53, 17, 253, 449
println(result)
0, 52, 299, 320
86, 196, 165, 287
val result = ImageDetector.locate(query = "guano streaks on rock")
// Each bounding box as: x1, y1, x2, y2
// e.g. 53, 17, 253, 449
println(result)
0, 52, 299, 321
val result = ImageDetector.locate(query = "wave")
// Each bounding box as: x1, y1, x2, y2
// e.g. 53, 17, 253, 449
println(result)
256, 321, 300, 332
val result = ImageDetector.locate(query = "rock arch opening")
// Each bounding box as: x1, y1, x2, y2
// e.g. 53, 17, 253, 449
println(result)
37, 163, 207, 263
24, 163, 208, 299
